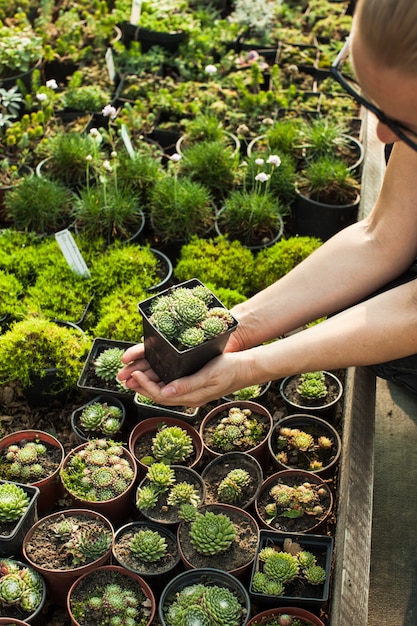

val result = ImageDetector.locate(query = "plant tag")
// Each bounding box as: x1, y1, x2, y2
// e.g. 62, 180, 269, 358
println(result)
121, 124, 135, 158
105, 47, 116, 82
55, 229, 91, 277
130, 0, 142, 25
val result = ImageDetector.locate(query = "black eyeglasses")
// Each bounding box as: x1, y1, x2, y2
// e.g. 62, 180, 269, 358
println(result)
330, 37, 417, 152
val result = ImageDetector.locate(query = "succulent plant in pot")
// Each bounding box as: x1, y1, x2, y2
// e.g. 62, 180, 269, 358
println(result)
0, 557, 46, 622
138, 278, 238, 383
279, 370, 344, 420
0, 481, 39, 558
71, 395, 126, 442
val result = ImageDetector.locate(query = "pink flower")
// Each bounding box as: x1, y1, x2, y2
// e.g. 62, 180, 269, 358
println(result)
102, 104, 117, 119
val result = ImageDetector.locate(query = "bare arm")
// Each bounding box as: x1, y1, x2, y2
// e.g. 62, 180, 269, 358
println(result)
118, 142, 417, 405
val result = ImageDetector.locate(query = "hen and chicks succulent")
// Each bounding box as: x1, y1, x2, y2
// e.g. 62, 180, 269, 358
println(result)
79, 401, 123, 437
50, 514, 112, 566
0, 558, 44, 615
274, 426, 334, 471
147, 284, 235, 350
0, 482, 30, 523
264, 481, 328, 523
210, 406, 265, 452
1, 439, 51, 483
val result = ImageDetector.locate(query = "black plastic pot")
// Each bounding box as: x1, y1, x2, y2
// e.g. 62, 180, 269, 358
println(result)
279, 371, 343, 421
249, 529, 334, 611
138, 279, 238, 384
159, 568, 251, 626
71, 394, 126, 443
0, 481, 39, 558
134, 393, 200, 424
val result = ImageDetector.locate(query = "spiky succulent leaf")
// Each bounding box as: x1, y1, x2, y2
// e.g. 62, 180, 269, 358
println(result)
130, 529, 167, 562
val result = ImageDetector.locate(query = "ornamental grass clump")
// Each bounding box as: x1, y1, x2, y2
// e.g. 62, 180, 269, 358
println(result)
164, 582, 247, 626
0, 482, 29, 523
61, 439, 135, 502
252, 539, 327, 596
210, 406, 265, 452
147, 283, 235, 350
0, 558, 44, 616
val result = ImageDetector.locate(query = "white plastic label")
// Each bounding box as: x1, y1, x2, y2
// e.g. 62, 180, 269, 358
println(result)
55, 230, 90, 277
121, 124, 135, 158
130, 0, 142, 25
105, 47, 116, 82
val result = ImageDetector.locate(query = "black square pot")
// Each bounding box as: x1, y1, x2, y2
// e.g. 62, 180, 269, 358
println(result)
138, 279, 238, 384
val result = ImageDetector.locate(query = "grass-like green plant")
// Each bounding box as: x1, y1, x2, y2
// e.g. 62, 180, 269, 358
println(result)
298, 155, 360, 205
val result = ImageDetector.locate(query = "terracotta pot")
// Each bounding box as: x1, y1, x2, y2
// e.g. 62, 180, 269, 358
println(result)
201, 451, 263, 510
246, 606, 326, 626
279, 371, 343, 421
137, 465, 206, 525
159, 567, 251, 626
199, 400, 273, 469
67, 564, 156, 626
177, 502, 259, 580
254, 469, 333, 534
0, 619, 31, 625
268, 414, 342, 477
128, 416, 204, 480
22, 509, 114, 607
0, 430, 65, 517
60, 442, 137, 527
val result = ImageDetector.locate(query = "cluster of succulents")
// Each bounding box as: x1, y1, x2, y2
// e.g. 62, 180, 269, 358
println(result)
147, 284, 235, 350
1, 439, 50, 483
229, 384, 263, 400
164, 582, 247, 626
149, 424, 194, 465
136, 462, 201, 518
217, 468, 251, 504
50, 515, 112, 566
61, 439, 135, 502
296, 371, 328, 400
252, 541, 327, 596
274, 427, 334, 471
79, 401, 123, 437
189, 510, 236, 556
0, 481, 30, 523
71, 577, 149, 626
265, 481, 328, 523
210, 406, 265, 452
0, 558, 43, 615
130, 529, 168, 563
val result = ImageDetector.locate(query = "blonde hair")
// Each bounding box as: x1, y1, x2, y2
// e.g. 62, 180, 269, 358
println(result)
355, 0, 417, 74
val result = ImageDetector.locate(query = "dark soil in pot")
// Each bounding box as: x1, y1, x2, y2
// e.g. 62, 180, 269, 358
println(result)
201, 452, 263, 509
113, 523, 180, 575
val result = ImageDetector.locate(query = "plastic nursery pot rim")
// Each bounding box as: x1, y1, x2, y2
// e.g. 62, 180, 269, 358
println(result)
246, 606, 327, 626
279, 371, 343, 416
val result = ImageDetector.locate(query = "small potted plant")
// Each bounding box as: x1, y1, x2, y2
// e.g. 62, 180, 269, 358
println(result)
246, 607, 326, 626
221, 382, 272, 402
177, 503, 259, 579
0, 17, 43, 87
0, 430, 65, 517
201, 451, 263, 510
249, 530, 333, 610
67, 564, 156, 626
112, 521, 180, 592
22, 509, 114, 607
279, 370, 343, 420
60, 438, 137, 526
128, 417, 204, 478
71, 395, 126, 442
0, 481, 39, 558
136, 462, 205, 526
138, 279, 238, 383
134, 392, 200, 423
254, 469, 333, 534
0, 557, 46, 623
199, 400, 273, 468
159, 567, 251, 626
268, 414, 342, 476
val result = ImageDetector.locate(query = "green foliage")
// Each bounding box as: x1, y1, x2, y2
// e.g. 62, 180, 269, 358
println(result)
149, 173, 215, 243
130, 529, 168, 563
63, 524, 112, 566
209, 406, 266, 452
0, 270, 26, 324
151, 425, 194, 465
91, 281, 146, 341
174, 236, 256, 297
0, 482, 30, 522
298, 155, 360, 205
265, 480, 327, 524
252, 236, 323, 292
0, 317, 90, 392
217, 468, 251, 503
190, 510, 236, 555
4, 175, 74, 234
0, 19, 42, 77
1, 439, 52, 483
178, 140, 238, 198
